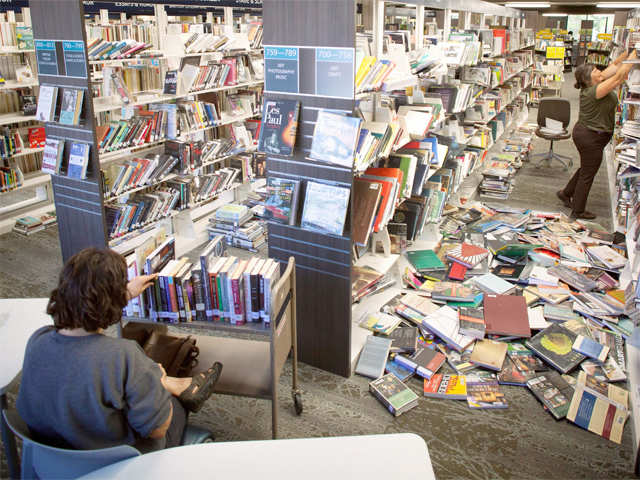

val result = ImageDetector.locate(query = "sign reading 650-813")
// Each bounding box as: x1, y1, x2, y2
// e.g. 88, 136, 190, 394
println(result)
264, 46, 299, 94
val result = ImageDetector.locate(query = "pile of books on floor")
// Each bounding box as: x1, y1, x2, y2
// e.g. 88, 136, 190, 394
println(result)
357, 204, 634, 444
478, 145, 529, 200
124, 234, 280, 325
12, 211, 57, 236
207, 203, 266, 252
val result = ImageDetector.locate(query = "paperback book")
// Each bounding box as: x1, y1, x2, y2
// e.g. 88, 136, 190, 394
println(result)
423, 374, 467, 400
309, 110, 362, 167
369, 373, 419, 417
300, 181, 350, 236
264, 177, 301, 225
526, 371, 575, 420
258, 99, 300, 156
526, 323, 586, 374
466, 380, 508, 409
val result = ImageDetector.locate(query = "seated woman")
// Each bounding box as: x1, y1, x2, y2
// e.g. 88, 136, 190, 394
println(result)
17, 247, 222, 452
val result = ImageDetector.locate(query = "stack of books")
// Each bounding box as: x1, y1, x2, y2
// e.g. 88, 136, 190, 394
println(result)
207, 204, 266, 252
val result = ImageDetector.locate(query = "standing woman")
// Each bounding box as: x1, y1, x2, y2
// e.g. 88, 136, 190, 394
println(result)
557, 50, 636, 219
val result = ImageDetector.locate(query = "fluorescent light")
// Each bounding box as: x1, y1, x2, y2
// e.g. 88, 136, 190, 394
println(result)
542, 13, 568, 16
505, 2, 550, 7
596, 2, 640, 7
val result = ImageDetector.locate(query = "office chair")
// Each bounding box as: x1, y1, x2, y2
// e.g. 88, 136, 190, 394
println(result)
532, 97, 573, 171
2, 409, 214, 479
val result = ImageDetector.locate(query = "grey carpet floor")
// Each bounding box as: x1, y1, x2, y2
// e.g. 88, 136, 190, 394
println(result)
1, 73, 635, 479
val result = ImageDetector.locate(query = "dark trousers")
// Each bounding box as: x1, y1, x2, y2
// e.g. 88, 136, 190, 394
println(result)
562, 123, 612, 214
134, 396, 188, 452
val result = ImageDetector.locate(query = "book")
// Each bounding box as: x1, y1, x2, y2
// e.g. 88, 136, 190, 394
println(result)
264, 177, 301, 225
385, 358, 414, 381
352, 178, 382, 246
423, 374, 467, 400
470, 339, 508, 371
498, 357, 535, 386
369, 373, 419, 416
446, 242, 489, 268
258, 99, 300, 156
437, 344, 477, 373
21, 95, 37, 116
67, 142, 90, 179
566, 372, 629, 444
41, 138, 64, 175
355, 335, 393, 379
507, 342, 548, 372
472, 273, 515, 295
421, 305, 475, 352
59, 88, 84, 125
36, 85, 58, 122
309, 110, 361, 167
163, 70, 178, 94
458, 307, 485, 339
395, 346, 446, 380
572, 335, 609, 363
466, 380, 508, 409
406, 249, 445, 272
483, 294, 531, 338
300, 181, 350, 236
543, 304, 580, 323
359, 311, 401, 335
526, 371, 575, 420
385, 326, 418, 354
526, 323, 586, 374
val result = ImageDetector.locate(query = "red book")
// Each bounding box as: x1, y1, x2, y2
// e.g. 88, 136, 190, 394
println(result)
484, 294, 531, 338
448, 262, 467, 281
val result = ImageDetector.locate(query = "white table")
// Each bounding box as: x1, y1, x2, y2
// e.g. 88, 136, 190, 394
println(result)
79, 433, 435, 479
0, 298, 52, 479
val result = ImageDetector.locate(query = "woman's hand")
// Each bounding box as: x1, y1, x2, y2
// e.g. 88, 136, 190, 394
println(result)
629, 49, 638, 60
127, 274, 158, 300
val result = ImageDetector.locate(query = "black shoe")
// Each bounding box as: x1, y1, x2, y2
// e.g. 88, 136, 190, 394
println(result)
570, 211, 597, 220
179, 362, 223, 413
556, 190, 571, 208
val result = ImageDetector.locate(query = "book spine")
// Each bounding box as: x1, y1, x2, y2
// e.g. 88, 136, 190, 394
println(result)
176, 279, 185, 322
394, 355, 417, 373
224, 271, 234, 322
231, 276, 243, 325
210, 272, 220, 320
191, 269, 206, 322
243, 269, 252, 323
199, 255, 213, 321
167, 275, 179, 322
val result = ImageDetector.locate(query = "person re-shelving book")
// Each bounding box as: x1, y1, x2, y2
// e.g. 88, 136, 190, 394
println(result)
66, 142, 91, 179
300, 180, 350, 236
263, 177, 301, 225
309, 109, 362, 168
369, 373, 419, 417
59, 88, 84, 125
257, 99, 300, 156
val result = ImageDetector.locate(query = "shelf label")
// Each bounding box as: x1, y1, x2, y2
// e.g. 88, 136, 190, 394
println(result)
315, 47, 354, 99
35, 40, 58, 76
264, 46, 299, 94
546, 46, 565, 60
63, 41, 87, 78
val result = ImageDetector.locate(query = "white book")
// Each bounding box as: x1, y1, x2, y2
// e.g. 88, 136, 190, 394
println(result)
527, 306, 549, 330
36, 85, 57, 122
422, 305, 475, 352
41, 137, 64, 175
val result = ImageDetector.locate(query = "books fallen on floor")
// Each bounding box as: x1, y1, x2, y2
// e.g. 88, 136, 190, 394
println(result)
423, 374, 467, 400
369, 373, 420, 417
355, 335, 393, 379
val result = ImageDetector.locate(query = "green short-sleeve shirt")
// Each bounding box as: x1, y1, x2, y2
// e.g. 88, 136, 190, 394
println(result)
577, 85, 617, 133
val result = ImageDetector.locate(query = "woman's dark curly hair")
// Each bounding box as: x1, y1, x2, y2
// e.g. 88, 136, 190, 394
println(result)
575, 63, 595, 90
47, 248, 128, 330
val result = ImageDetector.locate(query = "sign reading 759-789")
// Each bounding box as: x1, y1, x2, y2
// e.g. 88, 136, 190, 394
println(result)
264, 46, 299, 94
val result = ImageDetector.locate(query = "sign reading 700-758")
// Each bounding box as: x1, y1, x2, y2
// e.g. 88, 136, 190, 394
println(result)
264, 46, 299, 94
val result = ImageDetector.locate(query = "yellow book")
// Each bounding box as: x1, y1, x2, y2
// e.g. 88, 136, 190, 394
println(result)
355, 55, 376, 88
423, 374, 467, 400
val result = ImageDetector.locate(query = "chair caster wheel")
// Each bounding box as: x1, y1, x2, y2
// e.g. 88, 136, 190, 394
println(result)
293, 392, 303, 415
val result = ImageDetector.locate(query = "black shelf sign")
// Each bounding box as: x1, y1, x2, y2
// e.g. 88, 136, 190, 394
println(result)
35, 40, 58, 76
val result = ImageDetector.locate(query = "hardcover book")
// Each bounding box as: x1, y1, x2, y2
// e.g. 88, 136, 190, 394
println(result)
483, 294, 530, 338
466, 380, 508, 409
163, 70, 178, 94
437, 344, 477, 373
385, 326, 419, 354
567, 372, 629, 444
264, 177, 301, 225
572, 335, 609, 363
258, 99, 300, 156
385, 358, 414, 381
470, 339, 508, 371
355, 335, 393, 379
369, 373, 419, 417
507, 342, 548, 372
300, 181, 350, 236
421, 305, 476, 352
309, 110, 362, 167
353, 178, 382, 246
498, 357, 535, 386
59, 88, 84, 125
406, 249, 446, 272
526, 323, 586, 374
446, 242, 489, 268
458, 307, 485, 339
395, 346, 446, 380
526, 371, 575, 420
423, 374, 467, 400
472, 273, 515, 295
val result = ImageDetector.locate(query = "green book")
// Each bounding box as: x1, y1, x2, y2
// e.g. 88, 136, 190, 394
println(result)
406, 249, 445, 272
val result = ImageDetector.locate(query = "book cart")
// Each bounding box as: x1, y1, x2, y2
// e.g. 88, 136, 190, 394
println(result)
30, 0, 303, 440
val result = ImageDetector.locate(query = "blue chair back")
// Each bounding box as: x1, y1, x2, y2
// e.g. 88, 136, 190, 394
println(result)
2, 409, 140, 479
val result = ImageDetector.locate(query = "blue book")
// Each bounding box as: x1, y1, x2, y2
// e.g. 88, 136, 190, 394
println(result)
572, 335, 609, 363
309, 110, 361, 167
67, 142, 90, 179
385, 359, 414, 382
